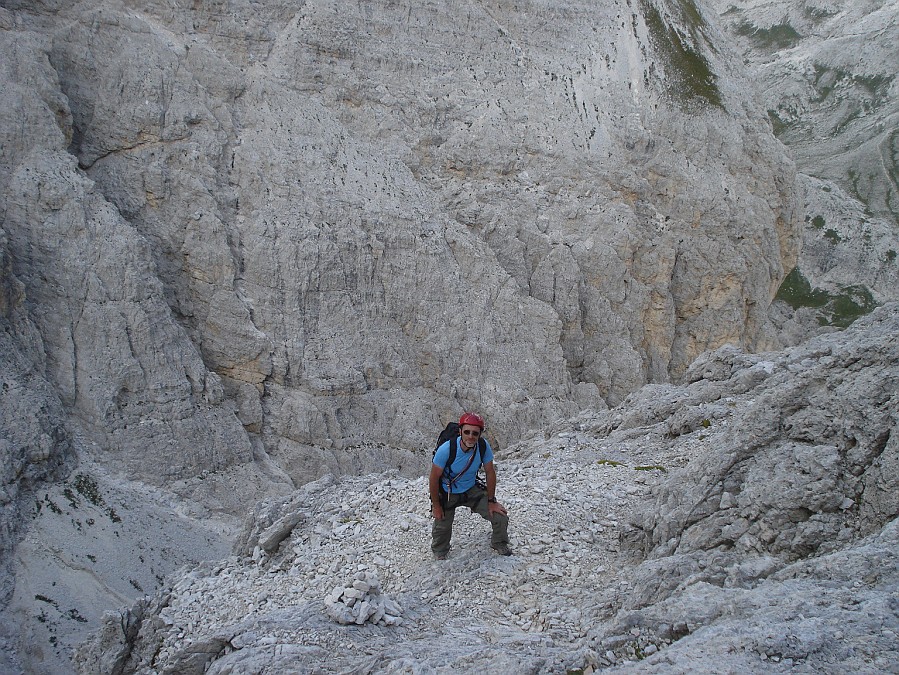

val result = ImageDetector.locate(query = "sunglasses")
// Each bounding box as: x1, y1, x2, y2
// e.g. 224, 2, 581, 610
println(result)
461, 429, 481, 437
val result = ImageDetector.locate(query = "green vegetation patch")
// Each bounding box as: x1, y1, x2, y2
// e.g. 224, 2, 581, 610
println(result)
640, 0, 723, 110
767, 109, 789, 137
597, 459, 624, 467
69, 473, 122, 523
73, 474, 103, 506
776, 268, 830, 309
823, 228, 842, 244
775, 268, 879, 327
823, 285, 878, 327
67, 608, 88, 623
812, 66, 894, 106
812, 64, 846, 101
735, 20, 802, 49
856, 74, 894, 96
804, 5, 838, 21
680, 0, 707, 36
635, 465, 668, 472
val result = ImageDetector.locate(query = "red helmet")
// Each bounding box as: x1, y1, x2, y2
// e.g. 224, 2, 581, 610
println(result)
458, 412, 485, 429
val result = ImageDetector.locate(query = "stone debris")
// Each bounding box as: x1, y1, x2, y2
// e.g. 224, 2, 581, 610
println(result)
323, 570, 403, 626
71, 304, 899, 674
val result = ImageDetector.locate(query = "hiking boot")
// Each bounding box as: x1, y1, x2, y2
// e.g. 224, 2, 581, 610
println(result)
434, 551, 448, 561
492, 543, 513, 556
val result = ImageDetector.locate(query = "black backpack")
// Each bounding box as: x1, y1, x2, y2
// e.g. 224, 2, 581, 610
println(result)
433, 422, 486, 502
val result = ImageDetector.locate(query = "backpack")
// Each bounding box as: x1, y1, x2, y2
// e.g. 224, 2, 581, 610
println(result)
433, 422, 486, 503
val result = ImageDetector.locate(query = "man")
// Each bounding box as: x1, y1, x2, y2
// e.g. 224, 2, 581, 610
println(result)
429, 412, 512, 560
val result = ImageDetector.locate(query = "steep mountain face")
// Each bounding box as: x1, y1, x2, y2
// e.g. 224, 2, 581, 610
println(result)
3, 0, 798, 464
710, 0, 898, 227
0, 231, 73, 610
709, 0, 899, 338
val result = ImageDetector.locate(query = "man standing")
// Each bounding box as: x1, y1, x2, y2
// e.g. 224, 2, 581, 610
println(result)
429, 412, 512, 560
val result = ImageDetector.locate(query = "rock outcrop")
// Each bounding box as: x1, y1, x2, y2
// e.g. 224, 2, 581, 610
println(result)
621, 302, 899, 601
709, 0, 899, 341
0, 227, 76, 672
710, 0, 898, 229
73, 303, 899, 674
0, 2, 805, 663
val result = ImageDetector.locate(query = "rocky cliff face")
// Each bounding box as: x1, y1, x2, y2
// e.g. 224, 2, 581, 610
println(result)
710, 0, 898, 228
709, 0, 899, 339
2, 0, 889, 672
3, 0, 798, 466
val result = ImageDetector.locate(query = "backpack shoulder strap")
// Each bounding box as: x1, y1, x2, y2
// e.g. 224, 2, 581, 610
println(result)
443, 437, 458, 474
477, 437, 486, 466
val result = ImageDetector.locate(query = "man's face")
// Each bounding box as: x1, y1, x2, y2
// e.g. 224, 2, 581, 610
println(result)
459, 424, 481, 448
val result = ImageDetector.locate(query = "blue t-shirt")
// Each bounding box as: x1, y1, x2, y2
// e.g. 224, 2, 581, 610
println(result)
433, 437, 494, 493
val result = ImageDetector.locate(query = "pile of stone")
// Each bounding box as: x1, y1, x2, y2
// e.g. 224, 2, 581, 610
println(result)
324, 570, 403, 626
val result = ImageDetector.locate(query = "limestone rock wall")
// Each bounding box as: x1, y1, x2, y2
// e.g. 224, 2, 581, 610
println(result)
0, 229, 73, 602
709, 0, 899, 229
708, 0, 899, 341
0, 24, 261, 493
0, 0, 800, 473
623, 303, 899, 609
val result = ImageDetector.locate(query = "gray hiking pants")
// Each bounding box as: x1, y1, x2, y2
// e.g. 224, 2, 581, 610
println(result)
431, 485, 510, 556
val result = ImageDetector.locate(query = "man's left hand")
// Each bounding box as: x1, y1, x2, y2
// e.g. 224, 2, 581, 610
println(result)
488, 500, 507, 516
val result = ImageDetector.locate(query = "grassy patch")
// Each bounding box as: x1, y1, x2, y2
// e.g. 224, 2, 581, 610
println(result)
735, 21, 802, 49
812, 66, 894, 106
823, 228, 842, 244
597, 459, 624, 467
635, 465, 667, 472
775, 268, 830, 309
62, 488, 78, 509
812, 64, 846, 101
810, 215, 825, 229
775, 268, 878, 327
856, 74, 894, 97
69, 473, 122, 523
804, 5, 837, 21
823, 286, 877, 327
640, 0, 723, 110
73, 474, 103, 506
66, 608, 88, 623
768, 109, 787, 136
43, 496, 62, 515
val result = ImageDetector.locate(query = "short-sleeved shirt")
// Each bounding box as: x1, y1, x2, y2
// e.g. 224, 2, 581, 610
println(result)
433, 436, 494, 494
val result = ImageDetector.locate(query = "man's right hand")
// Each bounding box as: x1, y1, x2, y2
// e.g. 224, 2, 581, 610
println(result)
431, 503, 444, 520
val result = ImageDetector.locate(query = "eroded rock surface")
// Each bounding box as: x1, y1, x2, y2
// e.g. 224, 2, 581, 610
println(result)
75, 305, 899, 674
709, 0, 899, 341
